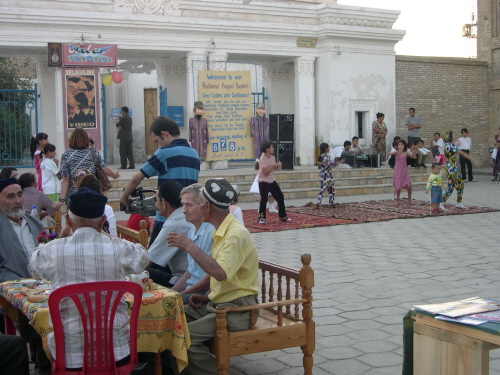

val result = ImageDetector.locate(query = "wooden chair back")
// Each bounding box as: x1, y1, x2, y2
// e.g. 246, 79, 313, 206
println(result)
116, 220, 149, 249
44, 209, 62, 235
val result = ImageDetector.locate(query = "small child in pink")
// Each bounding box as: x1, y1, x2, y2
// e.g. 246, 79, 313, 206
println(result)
256, 140, 290, 223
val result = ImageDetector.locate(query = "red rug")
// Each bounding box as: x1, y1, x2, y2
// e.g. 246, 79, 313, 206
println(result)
243, 199, 498, 233
118, 200, 498, 234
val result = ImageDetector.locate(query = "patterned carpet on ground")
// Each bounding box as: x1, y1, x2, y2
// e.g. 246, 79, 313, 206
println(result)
241, 200, 499, 233
117, 200, 498, 234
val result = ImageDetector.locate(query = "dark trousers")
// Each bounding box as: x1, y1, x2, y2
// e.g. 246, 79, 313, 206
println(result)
408, 136, 421, 146
146, 266, 174, 289
258, 181, 286, 220
119, 139, 134, 168
0, 335, 29, 375
459, 150, 473, 181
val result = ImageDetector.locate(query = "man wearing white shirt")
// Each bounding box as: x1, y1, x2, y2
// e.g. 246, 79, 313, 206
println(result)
30, 187, 149, 369
146, 180, 194, 287
458, 128, 477, 182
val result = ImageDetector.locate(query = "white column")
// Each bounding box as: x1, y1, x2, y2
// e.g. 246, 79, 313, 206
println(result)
35, 55, 65, 155
294, 56, 316, 166
186, 51, 208, 112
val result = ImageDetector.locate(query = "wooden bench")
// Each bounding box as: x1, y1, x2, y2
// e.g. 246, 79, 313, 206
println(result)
210, 254, 315, 375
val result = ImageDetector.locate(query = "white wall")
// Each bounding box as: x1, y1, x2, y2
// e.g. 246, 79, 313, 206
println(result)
316, 50, 396, 151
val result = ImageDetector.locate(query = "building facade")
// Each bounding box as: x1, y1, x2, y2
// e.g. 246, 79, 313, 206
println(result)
0, 0, 405, 166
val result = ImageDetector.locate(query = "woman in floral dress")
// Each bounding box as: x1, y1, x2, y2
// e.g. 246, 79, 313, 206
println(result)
372, 112, 388, 162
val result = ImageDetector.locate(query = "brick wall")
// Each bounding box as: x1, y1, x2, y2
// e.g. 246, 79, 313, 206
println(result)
396, 55, 490, 162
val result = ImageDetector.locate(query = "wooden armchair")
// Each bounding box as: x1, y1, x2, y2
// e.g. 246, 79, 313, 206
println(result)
209, 254, 315, 375
116, 220, 149, 249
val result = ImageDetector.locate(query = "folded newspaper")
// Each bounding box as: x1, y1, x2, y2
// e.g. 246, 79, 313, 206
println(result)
414, 297, 500, 318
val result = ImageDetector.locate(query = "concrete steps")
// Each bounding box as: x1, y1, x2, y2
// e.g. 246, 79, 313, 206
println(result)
105, 166, 431, 209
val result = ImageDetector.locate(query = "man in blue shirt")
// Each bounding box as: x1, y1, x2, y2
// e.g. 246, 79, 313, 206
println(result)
120, 116, 200, 245
171, 183, 214, 303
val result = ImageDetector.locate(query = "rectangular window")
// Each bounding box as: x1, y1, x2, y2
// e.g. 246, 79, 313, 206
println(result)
355, 111, 367, 139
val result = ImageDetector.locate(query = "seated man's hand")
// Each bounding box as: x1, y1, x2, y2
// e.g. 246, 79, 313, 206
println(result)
167, 232, 193, 251
189, 294, 209, 308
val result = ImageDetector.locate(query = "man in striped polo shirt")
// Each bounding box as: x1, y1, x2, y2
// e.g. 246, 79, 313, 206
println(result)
120, 116, 200, 246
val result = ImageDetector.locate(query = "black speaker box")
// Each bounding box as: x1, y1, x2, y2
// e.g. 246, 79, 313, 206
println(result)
369, 154, 381, 168
345, 155, 355, 167
269, 114, 294, 142
276, 142, 294, 170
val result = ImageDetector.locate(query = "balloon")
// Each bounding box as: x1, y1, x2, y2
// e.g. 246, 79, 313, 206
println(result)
102, 75, 112, 86
112, 71, 123, 84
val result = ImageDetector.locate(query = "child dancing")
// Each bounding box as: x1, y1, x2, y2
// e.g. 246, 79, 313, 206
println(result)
425, 162, 444, 214
389, 139, 416, 205
256, 140, 290, 223
315, 142, 338, 208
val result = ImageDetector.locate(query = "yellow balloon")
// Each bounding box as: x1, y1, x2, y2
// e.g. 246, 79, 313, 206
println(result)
102, 75, 112, 86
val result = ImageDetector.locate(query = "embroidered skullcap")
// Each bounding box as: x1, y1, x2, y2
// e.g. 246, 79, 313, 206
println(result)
69, 187, 107, 219
194, 101, 204, 110
230, 184, 240, 202
256, 102, 265, 109
0, 178, 18, 193
158, 180, 183, 208
203, 179, 236, 209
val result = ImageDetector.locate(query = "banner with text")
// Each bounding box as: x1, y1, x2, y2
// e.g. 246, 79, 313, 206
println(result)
198, 70, 253, 161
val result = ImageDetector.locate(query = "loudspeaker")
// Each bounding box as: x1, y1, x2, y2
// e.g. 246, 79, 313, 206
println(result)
369, 154, 381, 168
269, 114, 294, 142
276, 142, 294, 170
345, 155, 355, 167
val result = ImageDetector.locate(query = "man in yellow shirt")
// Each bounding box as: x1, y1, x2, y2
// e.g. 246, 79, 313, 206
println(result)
167, 178, 259, 375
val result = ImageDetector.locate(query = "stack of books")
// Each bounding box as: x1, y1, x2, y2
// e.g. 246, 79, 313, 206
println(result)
415, 297, 500, 326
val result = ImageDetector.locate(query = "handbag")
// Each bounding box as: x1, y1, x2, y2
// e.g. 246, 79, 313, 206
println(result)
90, 148, 112, 192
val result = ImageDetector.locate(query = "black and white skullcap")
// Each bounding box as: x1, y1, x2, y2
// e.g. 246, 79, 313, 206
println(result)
202, 178, 236, 209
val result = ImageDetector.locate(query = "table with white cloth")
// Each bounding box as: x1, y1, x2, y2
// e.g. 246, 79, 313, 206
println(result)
0, 280, 190, 374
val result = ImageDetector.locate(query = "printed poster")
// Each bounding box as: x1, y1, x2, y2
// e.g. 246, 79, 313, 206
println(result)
63, 68, 98, 129
198, 70, 253, 161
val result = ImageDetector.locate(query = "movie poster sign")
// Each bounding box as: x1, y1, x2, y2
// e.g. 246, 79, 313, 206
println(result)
62, 43, 118, 68
198, 70, 253, 161
63, 68, 99, 129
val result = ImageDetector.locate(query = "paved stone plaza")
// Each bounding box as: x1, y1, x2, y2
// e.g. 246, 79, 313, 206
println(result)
230, 174, 500, 375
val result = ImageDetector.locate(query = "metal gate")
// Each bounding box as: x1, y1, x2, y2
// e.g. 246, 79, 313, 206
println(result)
0, 84, 38, 167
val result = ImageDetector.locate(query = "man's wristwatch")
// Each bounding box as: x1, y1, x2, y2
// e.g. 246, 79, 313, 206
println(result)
58, 198, 65, 203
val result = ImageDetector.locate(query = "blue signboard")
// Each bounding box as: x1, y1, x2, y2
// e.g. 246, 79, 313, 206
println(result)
110, 108, 132, 118
167, 106, 184, 127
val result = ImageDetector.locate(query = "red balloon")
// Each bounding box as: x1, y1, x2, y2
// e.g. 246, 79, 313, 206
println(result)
112, 71, 123, 84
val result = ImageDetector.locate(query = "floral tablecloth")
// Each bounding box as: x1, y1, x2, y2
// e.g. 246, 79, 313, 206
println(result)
0, 280, 190, 372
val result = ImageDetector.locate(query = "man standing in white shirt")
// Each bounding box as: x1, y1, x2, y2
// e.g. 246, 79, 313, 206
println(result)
458, 128, 477, 182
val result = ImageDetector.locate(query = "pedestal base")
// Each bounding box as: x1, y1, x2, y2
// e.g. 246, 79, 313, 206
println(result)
210, 160, 229, 169
200, 161, 210, 171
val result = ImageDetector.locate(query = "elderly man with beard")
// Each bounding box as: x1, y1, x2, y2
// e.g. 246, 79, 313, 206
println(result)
0, 177, 44, 282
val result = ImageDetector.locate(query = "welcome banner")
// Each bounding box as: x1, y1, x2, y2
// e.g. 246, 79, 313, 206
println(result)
198, 70, 253, 161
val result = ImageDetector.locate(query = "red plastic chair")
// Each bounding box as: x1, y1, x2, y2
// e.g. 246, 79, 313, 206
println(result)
48, 281, 143, 375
